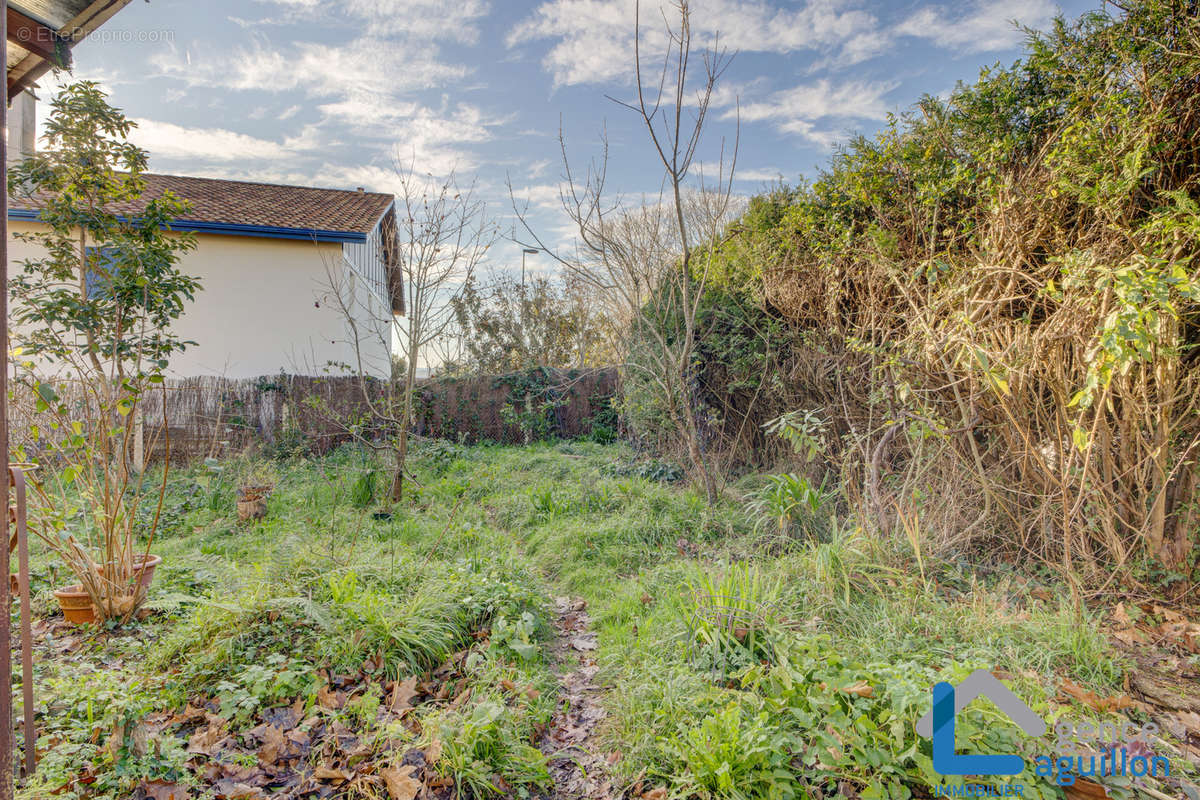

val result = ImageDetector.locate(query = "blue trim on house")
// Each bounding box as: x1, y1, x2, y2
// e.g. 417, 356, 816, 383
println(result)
8, 208, 369, 243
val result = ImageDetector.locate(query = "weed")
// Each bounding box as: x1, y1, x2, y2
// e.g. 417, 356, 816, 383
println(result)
425, 698, 550, 797
686, 563, 783, 676
350, 469, 377, 508
672, 699, 798, 800
530, 487, 569, 518
489, 611, 542, 662
744, 473, 832, 542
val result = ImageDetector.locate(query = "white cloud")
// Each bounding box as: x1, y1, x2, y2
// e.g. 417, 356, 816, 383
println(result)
130, 118, 322, 162
897, 0, 1056, 51
147, 22, 496, 177
729, 78, 895, 146
736, 78, 895, 122
151, 36, 468, 99
509, 0, 883, 87
775, 120, 844, 149
252, 0, 491, 43
734, 167, 787, 182
391, 106, 506, 175
148, 33, 492, 177
527, 159, 553, 179
311, 164, 408, 195
128, 98, 500, 181
510, 182, 565, 211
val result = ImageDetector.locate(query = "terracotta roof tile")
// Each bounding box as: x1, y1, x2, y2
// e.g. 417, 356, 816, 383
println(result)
12, 172, 394, 235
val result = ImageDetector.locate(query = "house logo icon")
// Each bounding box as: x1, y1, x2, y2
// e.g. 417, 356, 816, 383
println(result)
916, 669, 1047, 776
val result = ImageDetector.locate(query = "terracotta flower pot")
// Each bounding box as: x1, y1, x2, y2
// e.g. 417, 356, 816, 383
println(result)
53, 585, 96, 625
96, 554, 162, 591
132, 553, 162, 590
237, 486, 272, 521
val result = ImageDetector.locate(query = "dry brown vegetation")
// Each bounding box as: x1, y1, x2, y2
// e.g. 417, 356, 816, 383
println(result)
664, 2, 1200, 592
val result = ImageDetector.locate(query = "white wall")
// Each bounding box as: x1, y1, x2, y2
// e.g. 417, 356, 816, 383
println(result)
7, 90, 36, 165
7, 221, 393, 379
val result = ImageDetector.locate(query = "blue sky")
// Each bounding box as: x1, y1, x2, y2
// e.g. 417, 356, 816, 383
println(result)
49, 0, 1096, 275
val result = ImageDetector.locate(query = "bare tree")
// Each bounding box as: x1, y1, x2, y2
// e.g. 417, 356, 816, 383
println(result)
512, 0, 739, 503
322, 160, 495, 504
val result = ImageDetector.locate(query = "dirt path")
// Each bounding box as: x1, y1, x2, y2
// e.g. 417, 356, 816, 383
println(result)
538, 596, 616, 800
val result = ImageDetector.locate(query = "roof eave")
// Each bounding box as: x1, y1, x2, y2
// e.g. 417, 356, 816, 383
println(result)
173, 219, 369, 243
7, 0, 136, 99
8, 208, 370, 243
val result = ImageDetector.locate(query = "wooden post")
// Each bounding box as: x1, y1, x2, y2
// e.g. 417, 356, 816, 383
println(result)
1, 3, 16, 796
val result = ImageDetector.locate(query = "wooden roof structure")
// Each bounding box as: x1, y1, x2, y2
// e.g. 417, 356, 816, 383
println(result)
6, 0, 134, 99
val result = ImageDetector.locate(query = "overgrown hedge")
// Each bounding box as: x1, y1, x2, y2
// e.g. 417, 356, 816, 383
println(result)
635, 1, 1200, 587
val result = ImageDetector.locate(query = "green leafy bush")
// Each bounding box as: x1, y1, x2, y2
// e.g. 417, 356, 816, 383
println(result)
625, 1, 1200, 584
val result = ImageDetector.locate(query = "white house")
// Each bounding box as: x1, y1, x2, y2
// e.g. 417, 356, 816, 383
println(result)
7, 173, 402, 379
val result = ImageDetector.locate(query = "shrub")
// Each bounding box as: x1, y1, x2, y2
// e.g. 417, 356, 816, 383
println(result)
632, 2, 1200, 587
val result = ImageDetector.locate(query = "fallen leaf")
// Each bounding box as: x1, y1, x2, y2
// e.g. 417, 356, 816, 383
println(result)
425, 738, 443, 765
128, 720, 152, 757
1112, 628, 1146, 646
209, 781, 263, 800
571, 636, 597, 652
840, 680, 875, 698
105, 720, 126, 763
389, 677, 419, 714
381, 765, 422, 800
257, 725, 285, 765
1112, 602, 1134, 628
172, 704, 208, 725
187, 715, 228, 756
642, 788, 667, 800
606, 751, 621, 764
499, 679, 516, 692
316, 684, 344, 710
1063, 778, 1109, 799
141, 780, 191, 800
1059, 679, 1134, 712
1152, 604, 1185, 623
314, 765, 354, 783
523, 684, 540, 701
1158, 620, 1200, 653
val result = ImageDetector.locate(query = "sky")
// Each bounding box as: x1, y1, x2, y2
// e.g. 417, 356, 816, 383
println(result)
45, 0, 1098, 277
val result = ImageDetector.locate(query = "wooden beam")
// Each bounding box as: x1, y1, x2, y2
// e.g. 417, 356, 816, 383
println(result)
6, 1, 130, 100
6, 6, 69, 68
0, 3, 12, 798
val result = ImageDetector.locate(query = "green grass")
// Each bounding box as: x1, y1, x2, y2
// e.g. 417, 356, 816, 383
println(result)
17, 440, 1188, 800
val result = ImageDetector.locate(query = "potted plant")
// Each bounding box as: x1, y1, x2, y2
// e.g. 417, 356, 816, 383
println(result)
235, 460, 277, 522
11, 82, 200, 625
